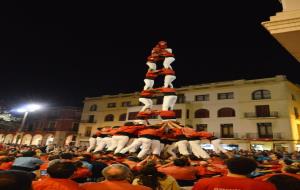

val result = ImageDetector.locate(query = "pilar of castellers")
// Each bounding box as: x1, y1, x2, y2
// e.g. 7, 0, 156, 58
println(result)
87, 41, 230, 160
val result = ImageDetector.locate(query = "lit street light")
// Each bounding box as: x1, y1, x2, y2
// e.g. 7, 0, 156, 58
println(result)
14, 104, 43, 144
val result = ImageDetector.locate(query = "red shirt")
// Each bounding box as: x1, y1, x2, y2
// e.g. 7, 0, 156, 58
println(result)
81, 180, 151, 190
0, 161, 13, 170
158, 166, 197, 180
192, 176, 276, 190
33, 177, 84, 190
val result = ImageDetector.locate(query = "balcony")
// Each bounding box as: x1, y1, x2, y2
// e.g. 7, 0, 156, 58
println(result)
244, 112, 279, 118
80, 120, 97, 123
246, 133, 283, 140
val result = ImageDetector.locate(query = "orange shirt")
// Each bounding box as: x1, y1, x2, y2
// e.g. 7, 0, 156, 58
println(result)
33, 177, 84, 190
158, 166, 197, 180
192, 176, 276, 190
81, 180, 151, 190
72, 167, 92, 179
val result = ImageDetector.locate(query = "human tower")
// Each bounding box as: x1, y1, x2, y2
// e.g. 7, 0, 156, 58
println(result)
87, 41, 228, 159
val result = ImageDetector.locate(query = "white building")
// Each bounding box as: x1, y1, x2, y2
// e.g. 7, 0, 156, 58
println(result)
77, 75, 300, 151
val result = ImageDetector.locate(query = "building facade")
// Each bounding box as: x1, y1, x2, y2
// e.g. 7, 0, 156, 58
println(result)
0, 107, 81, 146
77, 75, 300, 151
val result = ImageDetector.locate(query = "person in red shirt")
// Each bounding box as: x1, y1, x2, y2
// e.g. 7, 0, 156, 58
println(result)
0, 156, 14, 170
158, 157, 197, 186
81, 164, 150, 190
71, 161, 92, 183
192, 157, 276, 190
33, 161, 83, 190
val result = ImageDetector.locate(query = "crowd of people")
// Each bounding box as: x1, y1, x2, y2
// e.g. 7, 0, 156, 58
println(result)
0, 142, 299, 190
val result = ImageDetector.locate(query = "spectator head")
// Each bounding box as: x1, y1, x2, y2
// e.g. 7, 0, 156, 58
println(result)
173, 157, 190, 167
284, 165, 300, 174
80, 154, 92, 162
0, 170, 33, 190
226, 157, 257, 175
60, 153, 73, 160
267, 174, 300, 190
22, 150, 36, 157
48, 155, 60, 161
102, 164, 132, 181
47, 162, 76, 179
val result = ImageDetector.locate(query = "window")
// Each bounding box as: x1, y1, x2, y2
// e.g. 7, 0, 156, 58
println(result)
297, 124, 300, 138
218, 92, 234, 100
218, 108, 235, 117
121, 101, 131, 107
84, 127, 92, 137
107, 103, 116, 108
119, 113, 127, 121
128, 112, 138, 120
221, 124, 234, 138
89, 104, 97, 111
174, 110, 182, 118
294, 107, 299, 119
186, 109, 190, 119
257, 123, 273, 138
252, 90, 271, 100
195, 109, 210, 118
176, 94, 185, 104
196, 124, 207, 132
195, 94, 209, 101
292, 94, 296, 101
88, 115, 95, 123
72, 123, 79, 131
104, 114, 114, 122
48, 121, 56, 131
255, 105, 270, 117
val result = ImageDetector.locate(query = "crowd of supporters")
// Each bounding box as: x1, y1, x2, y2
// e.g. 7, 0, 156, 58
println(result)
0, 143, 299, 190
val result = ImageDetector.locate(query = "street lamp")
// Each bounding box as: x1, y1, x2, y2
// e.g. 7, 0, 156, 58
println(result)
14, 104, 43, 144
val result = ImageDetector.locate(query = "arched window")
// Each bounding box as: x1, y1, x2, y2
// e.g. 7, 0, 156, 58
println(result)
218, 108, 235, 117
89, 104, 98, 111
194, 109, 210, 118
104, 114, 114, 121
119, 113, 127, 121
252, 90, 271, 100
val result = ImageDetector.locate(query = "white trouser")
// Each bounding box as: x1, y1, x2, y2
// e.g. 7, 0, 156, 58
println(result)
139, 98, 153, 112
211, 139, 227, 154
93, 137, 111, 152
189, 140, 210, 159
166, 142, 178, 159
177, 140, 190, 156
120, 137, 152, 158
146, 62, 157, 70
164, 75, 176, 88
163, 57, 175, 69
151, 140, 161, 155
107, 135, 130, 154
144, 79, 154, 90
87, 138, 97, 152
162, 95, 177, 111
120, 138, 139, 154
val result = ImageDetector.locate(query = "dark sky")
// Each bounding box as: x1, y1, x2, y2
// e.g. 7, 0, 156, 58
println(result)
1, 0, 299, 107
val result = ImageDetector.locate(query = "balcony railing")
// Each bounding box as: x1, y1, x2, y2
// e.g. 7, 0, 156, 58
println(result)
245, 133, 283, 139
244, 111, 279, 118
80, 120, 97, 123
213, 132, 239, 139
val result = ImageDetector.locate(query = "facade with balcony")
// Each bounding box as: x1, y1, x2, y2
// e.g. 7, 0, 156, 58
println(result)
0, 107, 81, 146
77, 75, 300, 151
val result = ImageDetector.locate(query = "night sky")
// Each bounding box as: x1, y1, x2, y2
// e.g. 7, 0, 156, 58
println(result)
1, 0, 299, 107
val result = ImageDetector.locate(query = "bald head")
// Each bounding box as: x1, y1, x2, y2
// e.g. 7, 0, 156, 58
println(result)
102, 164, 131, 181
